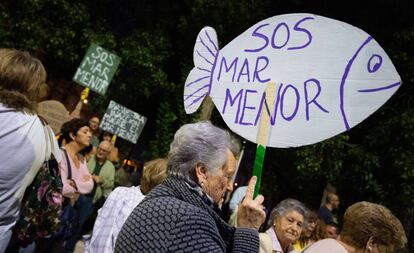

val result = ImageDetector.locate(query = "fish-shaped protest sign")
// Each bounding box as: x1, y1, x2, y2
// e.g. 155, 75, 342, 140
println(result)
184, 13, 401, 148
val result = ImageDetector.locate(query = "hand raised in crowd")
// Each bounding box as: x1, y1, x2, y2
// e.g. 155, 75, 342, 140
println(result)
93, 175, 103, 184
237, 176, 266, 230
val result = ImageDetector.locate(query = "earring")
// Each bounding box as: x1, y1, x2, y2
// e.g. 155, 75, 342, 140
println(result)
368, 246, 372, 251
201, 182, 204, 187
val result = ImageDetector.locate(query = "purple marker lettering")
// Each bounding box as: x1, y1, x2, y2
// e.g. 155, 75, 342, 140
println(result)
340, 36, 373, 130
253, 56, 270, 83
271, 22, 290, 49
222, 88, 244, 124
288, 17, 314, 50
358, 82, 400, 93
254, 83, 283, 126
239, 89, 257, 126
367, 54, 382, 73
280, 84, 300, 121
245, 23, 270, 53
217, 57, 238, 82
237, 58, 250, 83
304, 78, 329, 121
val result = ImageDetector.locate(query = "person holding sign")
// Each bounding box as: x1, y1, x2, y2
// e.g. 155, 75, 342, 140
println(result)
102, 131, 120, 166
115, 121, 266, 253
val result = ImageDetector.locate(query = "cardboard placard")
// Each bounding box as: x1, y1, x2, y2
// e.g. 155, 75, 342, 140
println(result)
100, 101, 146, 144
184, 13, 401, 148
73, 44, 121, 95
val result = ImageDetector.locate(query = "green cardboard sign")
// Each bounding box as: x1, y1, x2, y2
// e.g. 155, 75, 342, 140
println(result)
73, 44, 121, 95
100, 101, 147, 144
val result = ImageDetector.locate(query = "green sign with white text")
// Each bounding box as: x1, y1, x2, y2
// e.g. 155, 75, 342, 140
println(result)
73, 44, 121, 95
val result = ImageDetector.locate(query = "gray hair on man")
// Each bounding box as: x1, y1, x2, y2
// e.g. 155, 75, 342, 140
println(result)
267, 198, 307, 228
167, 121, 240, 180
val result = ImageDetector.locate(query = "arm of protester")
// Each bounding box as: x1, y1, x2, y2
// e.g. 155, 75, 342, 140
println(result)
69, 100, 83, 119
100, 163, 115, 198
59, 156, 78, 198
78, 170, 94, 194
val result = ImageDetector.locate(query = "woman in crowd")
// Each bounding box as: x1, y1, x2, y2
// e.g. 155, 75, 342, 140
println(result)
58, 118, 94, 253
115, 121, 266, 252
0, 48, 59, 252
86, 158, 168, 253
260, 198, 307, 253
293, 210, 320, 252
101, 131, 120, 166
303, 201, 407, 253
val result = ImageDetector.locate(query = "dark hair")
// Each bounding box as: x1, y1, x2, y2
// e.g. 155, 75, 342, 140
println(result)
101, 131, 113, 141
59, 118, 89, 145
79, 144, 93, 156
103, 131, 112, 137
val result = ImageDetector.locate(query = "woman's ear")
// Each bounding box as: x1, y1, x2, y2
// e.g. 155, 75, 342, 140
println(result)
272, 216, 278, 227
194, 163, 208, 187
366, 236, 375, 252
69, 132, 76, 141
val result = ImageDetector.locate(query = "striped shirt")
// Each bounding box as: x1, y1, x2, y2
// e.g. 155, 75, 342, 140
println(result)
85, 186, 145, 253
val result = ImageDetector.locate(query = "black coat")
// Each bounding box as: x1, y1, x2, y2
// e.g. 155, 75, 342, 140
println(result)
115, 176, 260, 253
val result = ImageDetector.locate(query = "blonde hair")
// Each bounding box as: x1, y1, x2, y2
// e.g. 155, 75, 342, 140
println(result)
140, 158, 168, 194
0, 48, 47, 112
340, 201, 407, 252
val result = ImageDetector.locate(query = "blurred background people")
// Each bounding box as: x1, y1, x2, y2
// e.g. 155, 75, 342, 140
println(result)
88, 116, 100, 149
325, 222, 339, 239
318, 192, 340, 225
303, 201, 407, 253
260, 198, 307, 253
85, 158, 167, 253
101, 132, 120, 167
293, 209, 318, 252
80, 140, 116, 235
0, 48, 59, 253
228, 185, 248, 226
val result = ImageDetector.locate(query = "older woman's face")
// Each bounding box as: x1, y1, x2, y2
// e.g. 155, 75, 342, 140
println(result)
274, 210, 304, 245
203, 150, 237, 204
304, 217, 317, 237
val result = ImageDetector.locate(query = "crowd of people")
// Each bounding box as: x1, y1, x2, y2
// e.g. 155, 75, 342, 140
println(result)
0, 48, 409, 253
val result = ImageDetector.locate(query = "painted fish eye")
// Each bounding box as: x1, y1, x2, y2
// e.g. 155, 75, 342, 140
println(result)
367, 54, 382, 73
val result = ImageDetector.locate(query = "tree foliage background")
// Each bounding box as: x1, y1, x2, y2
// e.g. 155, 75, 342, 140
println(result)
1, 0, 413, 251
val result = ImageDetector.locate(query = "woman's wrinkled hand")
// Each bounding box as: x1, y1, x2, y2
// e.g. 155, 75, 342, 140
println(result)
236, 176, 266, 230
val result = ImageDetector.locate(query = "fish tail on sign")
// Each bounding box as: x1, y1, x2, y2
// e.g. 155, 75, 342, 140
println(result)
184, 27, 219, 114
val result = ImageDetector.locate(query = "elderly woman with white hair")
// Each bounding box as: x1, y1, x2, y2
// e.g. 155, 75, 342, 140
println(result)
115, 121, 266, 252
260, 199, 307, 253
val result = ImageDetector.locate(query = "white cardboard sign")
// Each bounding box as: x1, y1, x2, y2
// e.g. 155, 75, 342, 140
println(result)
184, 13, 401, 148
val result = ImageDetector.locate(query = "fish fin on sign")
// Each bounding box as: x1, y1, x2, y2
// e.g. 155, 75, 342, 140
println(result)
184, 26, 219, 114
